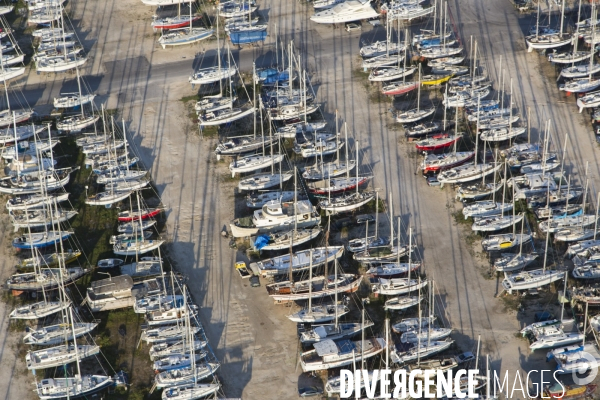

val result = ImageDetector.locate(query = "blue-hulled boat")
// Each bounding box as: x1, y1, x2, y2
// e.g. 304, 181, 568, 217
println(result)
13, 231, 73, 249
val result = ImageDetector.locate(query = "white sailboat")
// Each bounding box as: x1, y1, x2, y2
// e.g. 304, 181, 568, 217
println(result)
189, 14, 236, 85
157, 2, 214, 48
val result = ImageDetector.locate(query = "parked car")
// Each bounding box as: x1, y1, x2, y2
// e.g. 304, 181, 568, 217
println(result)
455, 352, 475, 364
298, 386, 323, 397
427, 176, 441, 186
356, 214, 375, 224
249, 275, 260, 287
534, 311, 555, 322
345, 22, 361, 32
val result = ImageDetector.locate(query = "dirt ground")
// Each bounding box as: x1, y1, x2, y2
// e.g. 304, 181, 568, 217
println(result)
2, 0, 600, 399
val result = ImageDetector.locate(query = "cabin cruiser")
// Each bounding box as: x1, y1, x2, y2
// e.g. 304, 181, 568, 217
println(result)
230, 199, 320, 238
310, 0, 379, 24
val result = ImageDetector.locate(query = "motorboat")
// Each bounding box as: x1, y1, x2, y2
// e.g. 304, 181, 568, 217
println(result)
251, 246, 344, 277
310, 0, 379, 24
300, 321, 373, 344
300, 338, 386, 371
229, 199, 320, 238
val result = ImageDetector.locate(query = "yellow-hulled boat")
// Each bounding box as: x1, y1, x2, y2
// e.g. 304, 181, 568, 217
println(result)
17, 249, 82, 270
421, 73, 453, 85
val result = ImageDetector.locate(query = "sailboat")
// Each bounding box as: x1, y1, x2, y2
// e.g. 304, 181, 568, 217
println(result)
157, 1, 214, 48
27, 343, 100, 370
420, 104, 473, 173
437, 100, 502, 185
360, 15, 402, 58
152, 3, 201, 30
525, 0, 573, 51
502, 209, 565, 293
114, 192, 164, 255
24, 311, 97, 346
266, 273, 362, 302
35, 5, 87, 72
396, 65, 435, 123
318, 140, 375, 213
33, 307, 111, 399
287, 254, 350, 323
9, 297, 69, 320
198, 52, 255, 126
371, 233, 427, 296
494, 220, 538, 272
53, 67, 96, 109
189, 13, 236, 85
0, 57, 33, 127
353, 193, 413, 263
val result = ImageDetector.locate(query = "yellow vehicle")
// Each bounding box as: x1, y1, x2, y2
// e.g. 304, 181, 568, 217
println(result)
235, 261, 251, 278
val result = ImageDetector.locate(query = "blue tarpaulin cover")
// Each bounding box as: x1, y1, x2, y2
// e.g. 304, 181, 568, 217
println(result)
254, 235, 270, 250
229, 29, 267, 45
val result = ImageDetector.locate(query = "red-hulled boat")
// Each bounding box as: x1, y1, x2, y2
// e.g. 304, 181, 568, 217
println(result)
118, 208, 162, 222
420, 151, 474, 173
151, 15, 201, 31
415, 133, 462, 152
381, 81, 419, 96
308, 176, 370, 195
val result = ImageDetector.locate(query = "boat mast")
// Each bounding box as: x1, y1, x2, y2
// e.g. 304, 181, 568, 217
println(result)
307, 249, 313, 313
334, 259, 338, 330
560, 0, 565, 36
76, 66, 84, 118
508, 78, 513, 138
573, 0, 582, 68
535, 0, 540, 38
289, 41, 293, 93
375, 191, 379, 239
416, 64, 421, 114
443, 84, 448, 131
406, 221, 411, 288
474, 96, 480, 166
288, 171, 297, 283
344, 123, 349, 179
253, 62, 256, 140
361, 307, 365, 370
498, 158, 506, 212
402, 29, 408, 84
217, 8, 222, 95
135, 190, 144, 262
417, 281, 422, 364
335, 111, 339, 164
432, 0, 437, 35
518, 217, 525, 256
389, 192, 393, 249
560, 271, 567, 321
557, 133, 569, 192
69, 306, 82, 378
443, 1, 448, 49
542, 182, 551, 274
355, 144, 359, 197
590, 8, 597, 82
594, 192, 600, 241
564, 176, 571, 218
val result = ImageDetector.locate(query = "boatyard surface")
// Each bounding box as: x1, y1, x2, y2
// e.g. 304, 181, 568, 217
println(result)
2, 0, 600, 399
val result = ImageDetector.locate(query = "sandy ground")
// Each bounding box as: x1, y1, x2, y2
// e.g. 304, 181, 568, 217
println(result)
0, 210, 33, 400
1, 0, 600, 398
